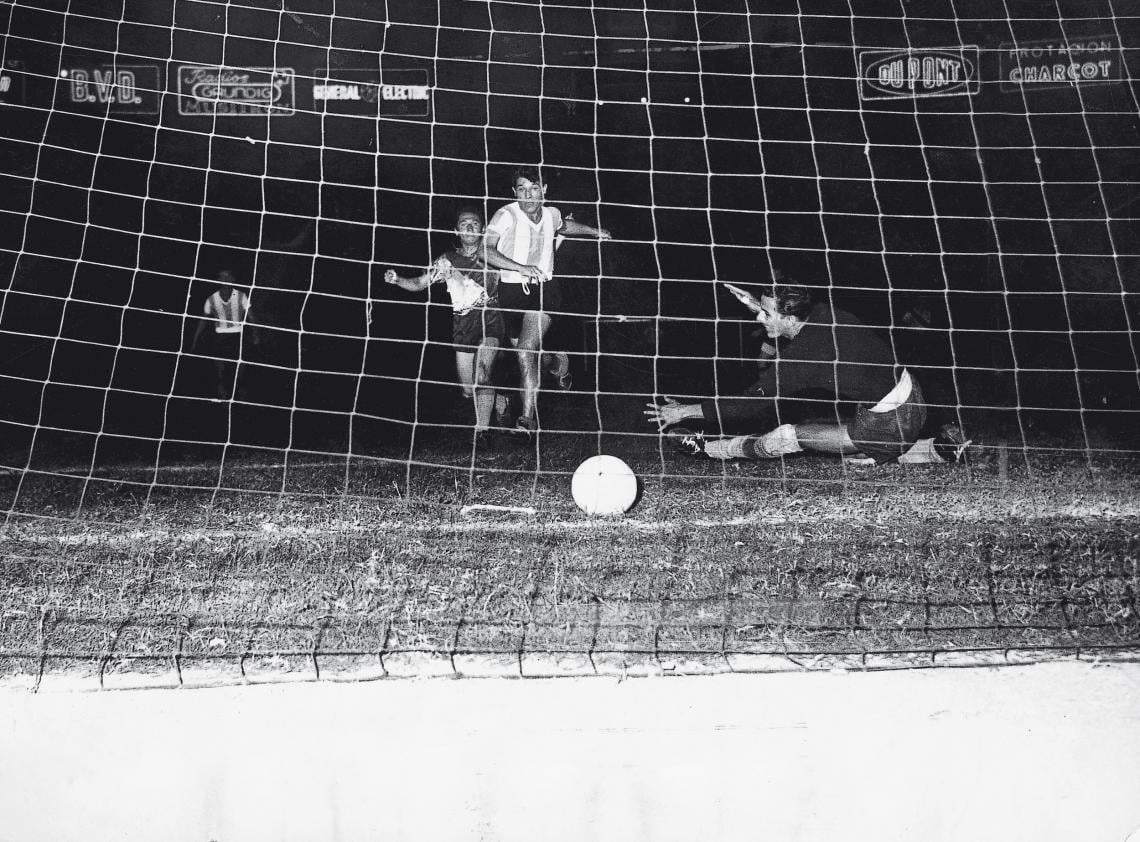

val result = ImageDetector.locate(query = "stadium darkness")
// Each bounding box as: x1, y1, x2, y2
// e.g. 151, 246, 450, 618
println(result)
1, 0, 1137, 461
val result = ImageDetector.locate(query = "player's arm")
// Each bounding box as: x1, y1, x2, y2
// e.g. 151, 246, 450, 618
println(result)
480, 228, 544, 280
559, 215, 611, 241
723, 282, 765, 316
190, 299, 211, 350
383, 261, 441, 294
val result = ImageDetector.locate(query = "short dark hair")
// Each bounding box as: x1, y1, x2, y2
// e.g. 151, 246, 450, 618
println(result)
510, 166, 543, 189
769, 284, 813, 320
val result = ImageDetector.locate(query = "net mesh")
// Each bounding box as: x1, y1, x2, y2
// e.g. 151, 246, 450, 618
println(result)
1, 0, 1138, 682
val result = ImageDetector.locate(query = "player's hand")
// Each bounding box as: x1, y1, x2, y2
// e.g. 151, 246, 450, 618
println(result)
383, 269, 398, 285
643, 397, 687, 430
597, 228, 612, 241
724, 282, 764, 315
519, 264, 544, 294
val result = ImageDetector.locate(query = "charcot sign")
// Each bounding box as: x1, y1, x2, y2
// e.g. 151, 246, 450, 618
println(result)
312, 68, 431, 117
177, 66, 295, 116
1000, 36, 1121, 91
859, 47, 980, 100
61, 65, 160, 114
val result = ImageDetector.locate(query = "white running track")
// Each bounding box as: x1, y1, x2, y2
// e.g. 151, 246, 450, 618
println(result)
2, 663, 1139, 842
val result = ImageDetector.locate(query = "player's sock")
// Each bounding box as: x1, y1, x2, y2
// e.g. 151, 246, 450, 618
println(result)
742, 424, 803, 459
548, 351, 569, 378
897, 437, 943, 464
473, 386, 496, 432
703, 436, 749, 461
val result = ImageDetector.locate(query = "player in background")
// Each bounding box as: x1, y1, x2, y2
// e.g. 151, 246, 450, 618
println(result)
383, 207, 505, 448
485, 167, 611, 438
190, 269, 257, 401
645, 282, 972, 464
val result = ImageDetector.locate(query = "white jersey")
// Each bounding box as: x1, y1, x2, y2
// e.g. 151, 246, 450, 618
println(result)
486, 202, 563, 285
205, 290, 251, 334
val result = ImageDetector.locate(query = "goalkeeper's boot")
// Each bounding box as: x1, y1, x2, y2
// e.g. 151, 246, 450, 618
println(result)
668, 427, 707, 458
933, 423, 973, 463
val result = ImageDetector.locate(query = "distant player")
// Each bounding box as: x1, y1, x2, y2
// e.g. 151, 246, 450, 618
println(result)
383, 207, 504, 447
191, 269, 256, 400
484, 167, 611, 438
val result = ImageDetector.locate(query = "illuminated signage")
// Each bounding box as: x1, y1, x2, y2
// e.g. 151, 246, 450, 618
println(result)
177, 66, 295, 116
0, 61, 23, 106
61, 65, 160, 114
1000, 36, 1121, 92
312, 68, 431, 117
859, 47, 980, 100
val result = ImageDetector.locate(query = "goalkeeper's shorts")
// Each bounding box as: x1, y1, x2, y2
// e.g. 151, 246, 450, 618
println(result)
847, 374, 927, 464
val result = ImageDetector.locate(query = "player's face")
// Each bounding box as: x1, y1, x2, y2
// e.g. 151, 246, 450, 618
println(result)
756, 295, 798, 338
455, 213, 483, 245
513, 177, 546, 213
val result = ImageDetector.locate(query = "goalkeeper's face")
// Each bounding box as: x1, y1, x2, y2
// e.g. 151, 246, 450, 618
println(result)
756, 295, 800, 339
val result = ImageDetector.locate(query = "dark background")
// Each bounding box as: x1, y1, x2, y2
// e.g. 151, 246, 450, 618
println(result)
2, 0, 1138, 462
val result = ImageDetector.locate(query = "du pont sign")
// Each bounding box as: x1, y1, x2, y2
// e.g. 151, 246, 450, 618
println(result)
177, 66, 295, 116
1000, 36, 1122, 92
859, 47, 980, 100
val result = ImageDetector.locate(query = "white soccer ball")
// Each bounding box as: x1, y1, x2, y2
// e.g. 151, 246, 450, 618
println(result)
571, 454, 639, 516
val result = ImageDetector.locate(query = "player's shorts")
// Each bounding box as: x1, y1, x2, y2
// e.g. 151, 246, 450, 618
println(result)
846, 374, 927, 464
452, 304, 505, 351
497, 280, 563, 338
210, 330, 243, 360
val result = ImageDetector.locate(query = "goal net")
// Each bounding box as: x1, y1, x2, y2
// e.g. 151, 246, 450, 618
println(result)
1, 1, 1138, 681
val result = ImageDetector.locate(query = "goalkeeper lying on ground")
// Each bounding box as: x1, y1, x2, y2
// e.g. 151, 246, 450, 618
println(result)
644, 281, 971, 465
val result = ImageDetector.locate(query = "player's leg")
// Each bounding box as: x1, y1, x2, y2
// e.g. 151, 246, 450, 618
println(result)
515, 309, 550, 429
472, 337, 500, 432
544, 350, 572, 390
454, 350, 476, 401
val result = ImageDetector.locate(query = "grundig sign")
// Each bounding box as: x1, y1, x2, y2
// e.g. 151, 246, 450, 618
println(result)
177, 66, 295, 116
859, 47, 980, 100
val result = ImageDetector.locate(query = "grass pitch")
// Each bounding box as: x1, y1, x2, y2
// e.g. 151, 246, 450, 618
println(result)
1, 423, 1138, 686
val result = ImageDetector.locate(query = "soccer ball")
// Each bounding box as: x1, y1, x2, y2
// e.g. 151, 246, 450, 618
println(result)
571, 455, 639, 516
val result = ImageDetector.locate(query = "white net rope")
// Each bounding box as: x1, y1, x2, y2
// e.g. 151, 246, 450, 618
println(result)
1, 0, 1138, 518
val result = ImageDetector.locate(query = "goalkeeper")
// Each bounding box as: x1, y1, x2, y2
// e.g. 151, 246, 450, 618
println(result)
383, 207, 506, 447
645, 282, 970, 464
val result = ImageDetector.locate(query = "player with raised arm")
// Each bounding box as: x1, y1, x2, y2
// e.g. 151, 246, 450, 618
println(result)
645, 281, 971, 464
484, 167, 612, 439
383, 207, 505, 449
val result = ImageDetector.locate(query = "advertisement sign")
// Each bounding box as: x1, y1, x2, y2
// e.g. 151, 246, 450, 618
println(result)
859, 47, 980, 100
0, 61, 24, 106
313, 67, 431, 117
61, 65, 160, 114
177, 65, 295, 116
1000, 36, 1122, 92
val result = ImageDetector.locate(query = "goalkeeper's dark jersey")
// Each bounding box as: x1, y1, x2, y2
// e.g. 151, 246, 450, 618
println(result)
701, 303, 903, 432
751, 303, 898, 402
